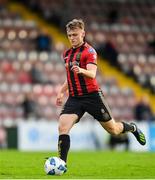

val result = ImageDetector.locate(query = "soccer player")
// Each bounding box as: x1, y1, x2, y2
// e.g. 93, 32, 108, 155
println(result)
56, 19, 146, 166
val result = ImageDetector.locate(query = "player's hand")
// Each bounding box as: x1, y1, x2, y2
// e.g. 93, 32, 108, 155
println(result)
56, 93, 63, 106
71, 65, 82, 74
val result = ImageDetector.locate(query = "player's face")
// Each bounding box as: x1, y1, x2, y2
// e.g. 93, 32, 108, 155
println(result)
67, 28, 85, 48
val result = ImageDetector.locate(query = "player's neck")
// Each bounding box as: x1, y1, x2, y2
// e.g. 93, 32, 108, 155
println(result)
72, 41, 85, 49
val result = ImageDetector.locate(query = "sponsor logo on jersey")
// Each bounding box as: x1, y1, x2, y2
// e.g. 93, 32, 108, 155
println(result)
88, 48, 96, 54
65, 61, 79, 68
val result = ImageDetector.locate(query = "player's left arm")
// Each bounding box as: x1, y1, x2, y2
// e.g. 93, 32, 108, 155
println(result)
71, 63, 97, 79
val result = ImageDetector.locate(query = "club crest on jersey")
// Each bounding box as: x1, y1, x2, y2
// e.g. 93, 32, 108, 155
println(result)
88, 48, 96, 54
76, 53, 81, 61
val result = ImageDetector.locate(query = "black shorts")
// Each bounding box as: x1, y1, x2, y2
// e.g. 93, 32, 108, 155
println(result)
60, 91, 113, 122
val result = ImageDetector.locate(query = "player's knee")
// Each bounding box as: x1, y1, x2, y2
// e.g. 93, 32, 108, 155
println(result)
58, 124, 69, 134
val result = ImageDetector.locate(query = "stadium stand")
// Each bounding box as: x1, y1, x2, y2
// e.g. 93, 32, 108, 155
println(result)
21, 0, 155, 93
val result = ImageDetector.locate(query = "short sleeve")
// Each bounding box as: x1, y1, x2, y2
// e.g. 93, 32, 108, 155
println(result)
62, 50, 69, 63
62, 50, 66, 59
86, 47, 97, 65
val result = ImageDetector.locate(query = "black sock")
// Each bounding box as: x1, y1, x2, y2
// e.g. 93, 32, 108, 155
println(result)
58, 134, 70, 163
122, 122, 135, 133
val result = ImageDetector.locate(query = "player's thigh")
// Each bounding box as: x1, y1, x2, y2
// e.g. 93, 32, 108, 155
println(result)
58, 114, 78, 134
60, 96, 85, 122
84, 92, 112, 122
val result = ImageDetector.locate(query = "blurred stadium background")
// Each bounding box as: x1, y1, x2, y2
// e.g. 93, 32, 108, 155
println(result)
0, 0, 155, 152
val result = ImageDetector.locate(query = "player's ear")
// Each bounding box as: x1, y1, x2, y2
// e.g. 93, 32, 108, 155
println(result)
82, 30, 85, 38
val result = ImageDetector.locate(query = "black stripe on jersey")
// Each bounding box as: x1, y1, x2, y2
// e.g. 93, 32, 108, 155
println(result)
69, 48, 78, 96
77, 46, 88, 94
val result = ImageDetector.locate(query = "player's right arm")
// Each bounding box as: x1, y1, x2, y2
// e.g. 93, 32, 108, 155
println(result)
56, 79, 68, 106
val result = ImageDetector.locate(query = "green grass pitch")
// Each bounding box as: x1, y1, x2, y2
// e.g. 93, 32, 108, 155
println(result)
0, 150, 155, 179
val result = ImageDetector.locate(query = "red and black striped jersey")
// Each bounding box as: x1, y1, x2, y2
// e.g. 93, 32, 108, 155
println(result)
63, 42, 100, 97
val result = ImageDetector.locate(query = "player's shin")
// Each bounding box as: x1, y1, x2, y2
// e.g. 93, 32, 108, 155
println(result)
58, 134, 70, 163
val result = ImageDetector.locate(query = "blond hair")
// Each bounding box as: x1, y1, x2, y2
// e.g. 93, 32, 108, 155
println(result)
66, 19, 85, 31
